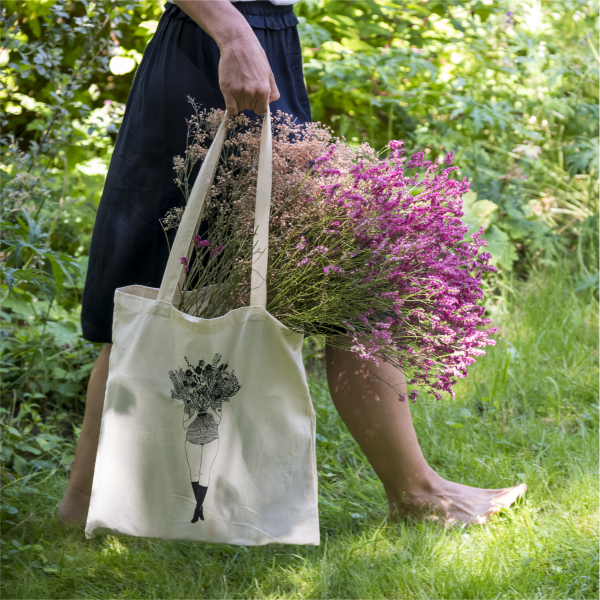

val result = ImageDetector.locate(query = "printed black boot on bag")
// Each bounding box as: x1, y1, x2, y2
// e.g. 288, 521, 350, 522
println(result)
193, 485, 208, 522
191, 481, 200, 523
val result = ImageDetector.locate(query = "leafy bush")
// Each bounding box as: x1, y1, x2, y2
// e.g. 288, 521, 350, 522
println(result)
1, 1, 158, 421
1, 400, 77, 478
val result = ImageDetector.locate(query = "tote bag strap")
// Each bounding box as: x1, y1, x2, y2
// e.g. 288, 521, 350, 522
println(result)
157, 111, 272, 308
249, 110, 272, 308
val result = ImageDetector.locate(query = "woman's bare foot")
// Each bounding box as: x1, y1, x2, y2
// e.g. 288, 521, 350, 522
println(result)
57, 485, 90, 527
387, 470, 527, 526
326, 347, 527, 529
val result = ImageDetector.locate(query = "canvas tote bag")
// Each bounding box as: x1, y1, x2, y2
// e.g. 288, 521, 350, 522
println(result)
85, 112, 320, 545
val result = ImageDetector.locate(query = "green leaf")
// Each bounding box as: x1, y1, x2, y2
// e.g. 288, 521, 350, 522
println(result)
6, 426, 23, 438
0, 264, 56, 301
484, 225, 518, 272
45, 321, 80, 347
473, 6, 492, 22
1, 505, 19, 515
44, 564, 61, 574
565, 137, 599, 174
461, 192, 498, 238
18, 444, 42, 456
574, 272, 599, 292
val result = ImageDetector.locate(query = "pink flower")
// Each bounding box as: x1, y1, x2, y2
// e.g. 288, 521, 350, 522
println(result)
323, 265, 344, 276
179, 256, 189, 273
194, 235, 210, 248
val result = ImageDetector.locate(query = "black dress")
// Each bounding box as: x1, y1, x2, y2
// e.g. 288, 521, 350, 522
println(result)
81, 1, 311, 343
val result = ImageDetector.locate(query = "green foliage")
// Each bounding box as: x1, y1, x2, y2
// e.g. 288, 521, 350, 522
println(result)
1, 400, 77, 478
1, 1, 162, 418
295, 0, 599, 273
1, 263, 598, 598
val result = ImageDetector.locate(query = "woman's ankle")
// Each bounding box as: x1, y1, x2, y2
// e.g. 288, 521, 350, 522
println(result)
384, 467, 445, 508
58, 485, 91, 525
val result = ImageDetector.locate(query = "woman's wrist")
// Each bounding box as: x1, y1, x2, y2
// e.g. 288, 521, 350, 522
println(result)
173, 0, 254, 50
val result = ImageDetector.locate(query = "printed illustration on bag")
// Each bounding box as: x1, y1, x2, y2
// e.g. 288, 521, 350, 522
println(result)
169, 353, 241, 523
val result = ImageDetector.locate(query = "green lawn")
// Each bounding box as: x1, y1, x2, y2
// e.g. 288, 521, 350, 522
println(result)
1, 264, 598, 599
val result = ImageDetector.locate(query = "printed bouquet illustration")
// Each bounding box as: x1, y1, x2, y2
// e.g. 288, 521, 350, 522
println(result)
169, 353, 241, 412
169, 353, 241, 523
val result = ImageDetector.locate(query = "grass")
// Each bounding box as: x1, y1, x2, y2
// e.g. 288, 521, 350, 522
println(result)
1, 263, 598, 599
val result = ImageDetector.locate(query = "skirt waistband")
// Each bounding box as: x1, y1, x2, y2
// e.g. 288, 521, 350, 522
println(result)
164, 2, 299, 30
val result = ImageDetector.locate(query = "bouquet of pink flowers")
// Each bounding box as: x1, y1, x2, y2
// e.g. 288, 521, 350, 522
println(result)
163, 103, 497, 401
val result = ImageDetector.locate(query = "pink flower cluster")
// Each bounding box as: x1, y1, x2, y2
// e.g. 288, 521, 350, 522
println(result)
307, 142, 497, 401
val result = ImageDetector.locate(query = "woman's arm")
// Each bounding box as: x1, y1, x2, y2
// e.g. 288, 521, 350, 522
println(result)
173, 0, 280, 115
206, 403, 222, 425
183, 405, 197, 430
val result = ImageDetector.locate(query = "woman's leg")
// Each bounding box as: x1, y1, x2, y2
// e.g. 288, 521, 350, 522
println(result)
198, 438, 219, 488
189, 439, 218, 521
59, 341, 525, 527
58, 344, 112, 525
185, 440, 203, 482
326, 345, 527, 525
185, 440, 204, 522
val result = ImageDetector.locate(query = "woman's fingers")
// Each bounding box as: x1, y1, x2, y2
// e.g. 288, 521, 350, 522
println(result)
225, 82, 270, 115
226, 78, 270, 114
268, 70, 280, 103
222, 88, 239, 116
252, 83, 273, 115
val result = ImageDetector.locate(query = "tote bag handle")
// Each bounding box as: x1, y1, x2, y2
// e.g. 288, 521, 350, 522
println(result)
157, 111, 272, 308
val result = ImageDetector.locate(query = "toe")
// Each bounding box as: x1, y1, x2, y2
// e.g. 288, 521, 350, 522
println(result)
491, 482, 527, 507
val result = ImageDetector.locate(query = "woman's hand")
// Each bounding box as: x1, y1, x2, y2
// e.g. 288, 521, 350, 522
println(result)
218, 33, 279, 116
173, 0, 280, 115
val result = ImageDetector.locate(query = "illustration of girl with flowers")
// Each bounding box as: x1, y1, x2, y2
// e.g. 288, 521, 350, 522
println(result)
169, 353, 241, 523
